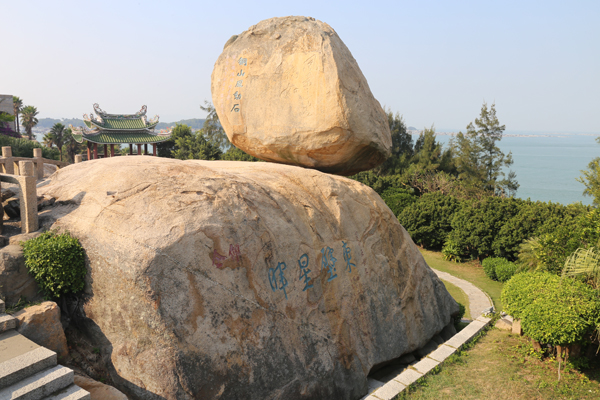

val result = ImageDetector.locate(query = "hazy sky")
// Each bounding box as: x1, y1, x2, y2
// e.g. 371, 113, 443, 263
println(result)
2, 0, 599, 133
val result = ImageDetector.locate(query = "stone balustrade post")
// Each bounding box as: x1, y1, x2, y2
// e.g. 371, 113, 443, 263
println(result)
18, 160, 38, 233
33, 148, 43, 179
2, 146, 14, 175
75, 155, 83, 163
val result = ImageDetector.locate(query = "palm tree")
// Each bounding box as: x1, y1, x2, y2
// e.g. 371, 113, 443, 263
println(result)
49, 123, 66, 161
562, 246, 600, 289
42, 132, 55, 148
20, 105, 39, 140
12, 96, 22, 136
64, 128, 84, 163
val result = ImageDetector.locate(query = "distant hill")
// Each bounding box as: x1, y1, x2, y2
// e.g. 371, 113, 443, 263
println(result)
37, 118, 206, 130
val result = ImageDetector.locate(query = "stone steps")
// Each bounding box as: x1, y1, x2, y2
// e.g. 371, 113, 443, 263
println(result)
0, 300, 89, 400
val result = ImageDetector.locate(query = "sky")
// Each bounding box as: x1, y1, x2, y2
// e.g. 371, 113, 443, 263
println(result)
2, 0, 599, 133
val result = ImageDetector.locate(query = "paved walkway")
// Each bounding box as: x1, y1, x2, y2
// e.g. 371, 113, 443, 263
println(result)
432, 268, 494, 318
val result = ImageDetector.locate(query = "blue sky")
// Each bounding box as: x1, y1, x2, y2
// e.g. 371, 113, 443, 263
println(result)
2, 0, 599, 133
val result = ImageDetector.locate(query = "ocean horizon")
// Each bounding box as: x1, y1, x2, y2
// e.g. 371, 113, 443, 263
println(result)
422, 130, 600, 206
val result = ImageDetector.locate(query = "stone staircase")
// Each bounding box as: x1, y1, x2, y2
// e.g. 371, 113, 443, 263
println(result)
0, 299, 89, 399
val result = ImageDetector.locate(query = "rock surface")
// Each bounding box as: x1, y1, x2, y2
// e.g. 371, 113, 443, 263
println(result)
13, 301, 69, 359
40, 157, 457, 400
0, 244, 41, 305
74, 375, 128, 400
211, 16, 392, 176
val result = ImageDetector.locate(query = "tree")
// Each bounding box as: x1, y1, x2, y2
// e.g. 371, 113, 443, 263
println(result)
200, 101, 230, 151
63, 127, 84, 163
222, 146, 259, 161
20, 105, 39, 140
577, 137, 600, 206
453, 102, 518, 196
49, 123, 66, 161
12, 96, 22, 135
42, 132, 55, 148
376, 110, 413, 175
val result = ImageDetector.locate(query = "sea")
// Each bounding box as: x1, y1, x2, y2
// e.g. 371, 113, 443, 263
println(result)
425, 131, 600, 206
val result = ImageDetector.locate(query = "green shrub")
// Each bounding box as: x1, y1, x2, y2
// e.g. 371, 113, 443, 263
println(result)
495, 259, 518, 282
502, 272, 600, 346
399, 192, 463, 250
381, 187, 416, 217
453, 302, 466, 330
442, 237, 465, 262
21, 231, 86, 299
482, 257, 501, 280
0, 135, 60, 159
483, 257, 518, 282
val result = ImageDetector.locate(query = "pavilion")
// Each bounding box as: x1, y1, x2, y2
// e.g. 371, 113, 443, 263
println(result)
70, 104, 172, 159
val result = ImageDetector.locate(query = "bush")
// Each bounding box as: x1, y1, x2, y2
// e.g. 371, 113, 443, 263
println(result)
495, 259, 518, 282
482, 257, 501, 280
381, 187, 417, 217
482, 257, 518, 282
0, 135, 60, 159
442, 237, 465, 262
453, 303, 466, 330
399, 192, 463, 250
21, 231, 86, 299
502, 272, 600, 346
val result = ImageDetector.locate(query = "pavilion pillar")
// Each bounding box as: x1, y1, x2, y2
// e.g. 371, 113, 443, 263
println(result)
137, 144, 142, 155
144, 144, 148, 156
93, 143, 98, 159
103, 144, 108, 158
87, 142, 91, 161
110, 144, 115, 157
153, 144, 157, 156
129, 144, 133, 155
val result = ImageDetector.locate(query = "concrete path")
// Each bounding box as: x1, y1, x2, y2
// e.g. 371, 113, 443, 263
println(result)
432, 268, 494, 318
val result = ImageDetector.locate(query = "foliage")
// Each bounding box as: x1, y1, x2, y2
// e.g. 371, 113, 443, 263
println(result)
453, 302, 466, 330
171, 124, 222, 160
350, 170, 408, 195
562, 247, 600, 289
452, 102, 518, 196
495, 259, 518, 282
502, 272, 600, 346
200, 101, 230, 152
0, 134, 59, 159
447, 196, 523, 260
441, 237, 465, 262
21, 231, 87, 300
482, 257, 518, 282
48, 123, 66, 161
380, 187, 416, 217
399, 192, 463, 250
482, 257, 501, 280
20, 105, 39, 140
0, 112, 20, 138
221, 146, 260, 161
63, 128, 85, 163
577, 137, 600, 206
376, 110, 412, 175
13, 96, 22, 135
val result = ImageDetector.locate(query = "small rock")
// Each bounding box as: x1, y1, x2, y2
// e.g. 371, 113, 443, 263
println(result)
532, 340, 542, 351
495, 318, 513, 331
13, 301, 69, 359
74, 375, 128, 400
511, 319, 523, 335
37, 195, 55, 210
4, 198, 20, 219
1, 188, 16, 202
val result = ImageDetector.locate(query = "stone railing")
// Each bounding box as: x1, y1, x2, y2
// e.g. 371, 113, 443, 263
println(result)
0, 160, 38, 233
0, 146, 70, 180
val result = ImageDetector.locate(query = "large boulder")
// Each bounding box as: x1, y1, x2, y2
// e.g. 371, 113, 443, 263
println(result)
211, 16, 392, 176
40, 157, 457, 400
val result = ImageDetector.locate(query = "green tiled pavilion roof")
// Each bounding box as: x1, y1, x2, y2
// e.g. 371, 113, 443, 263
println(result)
88, 118, 158, 130
83, 131, 171, 144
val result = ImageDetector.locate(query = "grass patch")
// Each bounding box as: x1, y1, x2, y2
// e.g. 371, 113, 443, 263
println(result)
5, 297, 42, 314
440, 278, 471, 320
420, 249, 504, 311
395, 328, 600, 399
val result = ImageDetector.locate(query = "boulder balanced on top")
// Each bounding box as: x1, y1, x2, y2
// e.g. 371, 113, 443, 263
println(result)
211, 16, 392, 176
